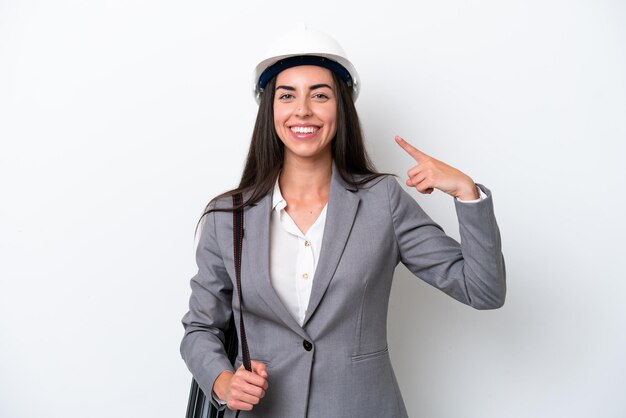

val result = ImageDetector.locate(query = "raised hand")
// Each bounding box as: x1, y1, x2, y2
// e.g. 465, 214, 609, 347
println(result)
395, 135, 479, 200
213, 360, 269, 411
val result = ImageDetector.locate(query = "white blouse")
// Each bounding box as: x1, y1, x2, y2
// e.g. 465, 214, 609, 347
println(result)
269, 179, 327, 326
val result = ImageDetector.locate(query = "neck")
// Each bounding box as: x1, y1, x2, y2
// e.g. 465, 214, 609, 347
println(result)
279, 154, 332, 200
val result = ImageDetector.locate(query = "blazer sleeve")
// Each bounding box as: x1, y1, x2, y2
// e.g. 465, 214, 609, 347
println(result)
386, 176, 506, 309
180, 206, 235, 404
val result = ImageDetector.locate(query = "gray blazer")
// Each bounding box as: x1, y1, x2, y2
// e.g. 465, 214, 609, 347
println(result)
181, 168, 506, 418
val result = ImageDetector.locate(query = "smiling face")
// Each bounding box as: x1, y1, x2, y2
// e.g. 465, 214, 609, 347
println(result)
273, 65, 338, 165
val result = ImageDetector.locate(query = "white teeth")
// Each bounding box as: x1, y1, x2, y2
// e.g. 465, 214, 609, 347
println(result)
290, 126, 318, 134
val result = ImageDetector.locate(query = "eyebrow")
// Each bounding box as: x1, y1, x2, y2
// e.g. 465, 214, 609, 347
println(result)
275, 83, 334, 91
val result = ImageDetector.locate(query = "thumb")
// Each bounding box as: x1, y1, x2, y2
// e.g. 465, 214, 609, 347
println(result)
252, 361, 268, 378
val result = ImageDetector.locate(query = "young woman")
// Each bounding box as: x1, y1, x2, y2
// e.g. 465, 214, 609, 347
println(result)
181, 26, 506, 418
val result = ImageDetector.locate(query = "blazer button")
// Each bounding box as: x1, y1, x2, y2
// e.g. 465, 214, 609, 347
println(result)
303, 340, 313, 351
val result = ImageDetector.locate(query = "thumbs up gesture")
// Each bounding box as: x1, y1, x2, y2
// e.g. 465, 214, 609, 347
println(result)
395, 136, 479, 200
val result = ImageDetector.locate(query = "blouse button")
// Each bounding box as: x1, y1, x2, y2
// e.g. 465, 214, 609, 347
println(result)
304, 241, 310, 247
302, 273, 309, 280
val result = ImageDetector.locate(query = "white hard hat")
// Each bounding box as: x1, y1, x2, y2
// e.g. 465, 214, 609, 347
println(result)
252, 25, 360, 104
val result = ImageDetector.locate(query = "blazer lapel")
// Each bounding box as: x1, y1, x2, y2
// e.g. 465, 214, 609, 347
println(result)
303, 167, 360, 326
243, 193, 310, 340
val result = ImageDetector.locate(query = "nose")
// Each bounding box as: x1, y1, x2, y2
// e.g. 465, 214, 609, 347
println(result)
295, 98, 312, 117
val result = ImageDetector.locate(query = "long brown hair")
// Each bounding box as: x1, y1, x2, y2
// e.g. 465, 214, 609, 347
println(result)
200, 70, 386, 220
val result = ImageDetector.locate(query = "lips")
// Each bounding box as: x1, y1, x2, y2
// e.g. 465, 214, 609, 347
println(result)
289, 124, 320, 139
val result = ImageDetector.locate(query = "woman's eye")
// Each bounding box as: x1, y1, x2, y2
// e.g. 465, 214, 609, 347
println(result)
278, 93, 294, 100
312, 93, 329, 100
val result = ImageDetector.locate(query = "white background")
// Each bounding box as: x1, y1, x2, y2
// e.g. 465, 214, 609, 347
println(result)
1, 1, 625, 417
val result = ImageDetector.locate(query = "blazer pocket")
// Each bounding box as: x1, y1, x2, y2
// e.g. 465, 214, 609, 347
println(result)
350, 346, 389, 363
235, 356, 272, 368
